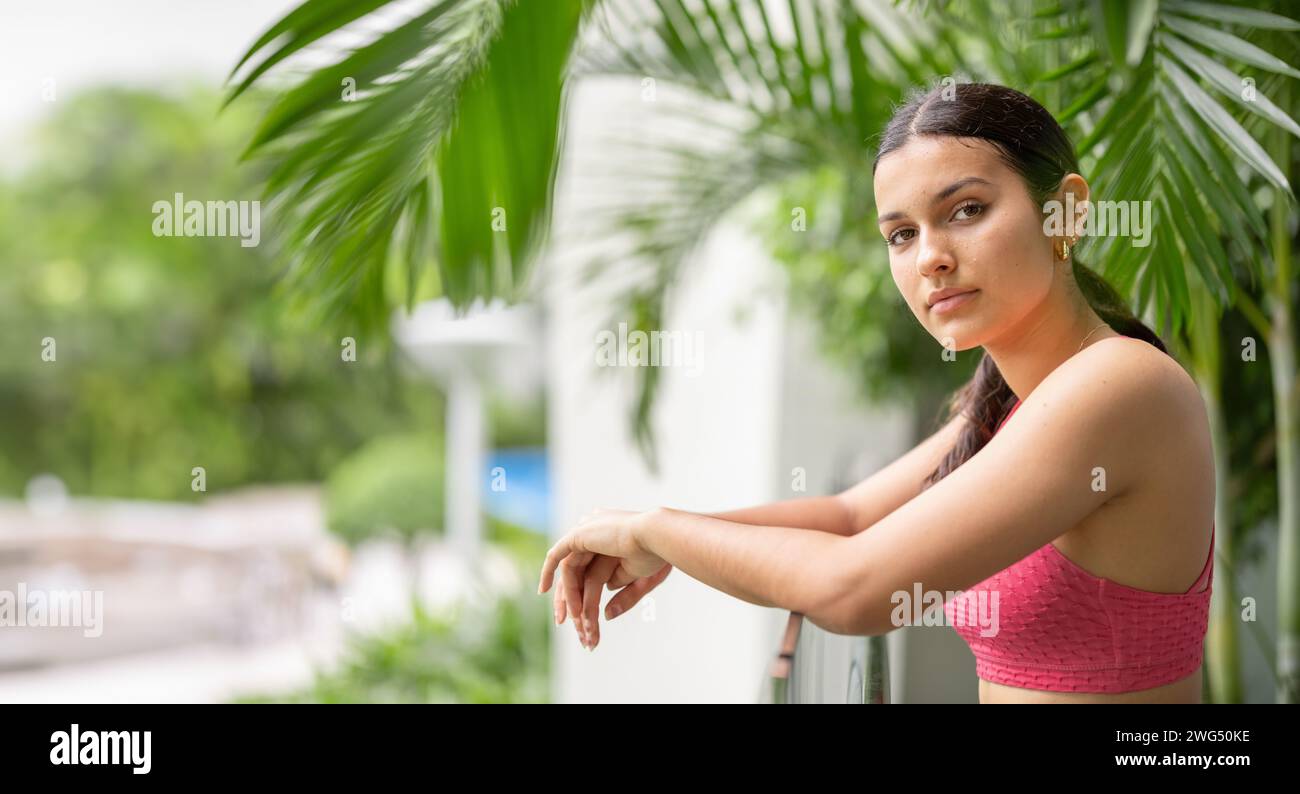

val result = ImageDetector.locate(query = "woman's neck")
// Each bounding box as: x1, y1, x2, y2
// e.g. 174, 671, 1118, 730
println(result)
982, 286, 1115, 402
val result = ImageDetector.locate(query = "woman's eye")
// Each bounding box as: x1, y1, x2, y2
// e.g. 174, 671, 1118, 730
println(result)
953, 201, 985, 220
886, 228, 916, 247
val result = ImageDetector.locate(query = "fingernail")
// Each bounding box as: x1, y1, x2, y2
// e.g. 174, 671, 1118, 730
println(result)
608, 605, 622, 619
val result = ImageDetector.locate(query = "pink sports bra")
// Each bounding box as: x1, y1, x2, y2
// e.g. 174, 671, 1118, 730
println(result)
943, 397, 1214, 694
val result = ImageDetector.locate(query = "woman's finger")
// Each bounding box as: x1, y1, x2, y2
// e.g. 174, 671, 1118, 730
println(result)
538, 535, 576, 595
607, 555, 667, 592
607, 564, 638, 591
553, 573, 567, 625
605, 564, 673, 621
582, 556, 621, 649
561, 553, 593, 644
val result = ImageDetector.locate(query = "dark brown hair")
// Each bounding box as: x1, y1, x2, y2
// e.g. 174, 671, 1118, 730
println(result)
871, 82, 1168, 489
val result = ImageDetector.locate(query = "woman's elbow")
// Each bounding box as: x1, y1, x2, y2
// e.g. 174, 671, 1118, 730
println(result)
806, 578, 894, 637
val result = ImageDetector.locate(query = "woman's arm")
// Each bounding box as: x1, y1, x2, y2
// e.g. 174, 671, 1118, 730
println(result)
629, 347, 1160, 637
546, 344, 1172, 641
705, 496, 856, 536
637, 506, 847, 618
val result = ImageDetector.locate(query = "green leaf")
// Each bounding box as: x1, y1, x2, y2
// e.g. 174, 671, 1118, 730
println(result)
1161, 84, 1272, 248
785, 0, 817, 104
225, 0, 397, 105
1088, 0, 1130, 70
1057, 73, 1109, 123
1159, 84, 1268, 296
230, 0, 583, 324
1149, 201, 1189, 332
1159, 55, 1289, 193
1156, 164, 1229, 306
1160, 32, 1300, 140
1037, 51, 1099, 82
239, 1, 461, 154
1125, 0, 1158, 67
1034, 3, 1068, 20
434, 0, 583, 303
1160, 56, 1293, 195
1165, 0, 1300, 31
1074, 72, 1151, 156
1161, 14, 1300, 78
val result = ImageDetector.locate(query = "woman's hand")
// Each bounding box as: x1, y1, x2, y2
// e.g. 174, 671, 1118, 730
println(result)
552, 554, 673, 649
539, 508, 670, 649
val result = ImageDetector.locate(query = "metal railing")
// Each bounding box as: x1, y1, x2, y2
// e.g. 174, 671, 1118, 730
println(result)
764, 612, 889, 704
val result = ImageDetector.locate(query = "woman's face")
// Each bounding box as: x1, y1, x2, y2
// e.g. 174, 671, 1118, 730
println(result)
873, 135, 1058, 351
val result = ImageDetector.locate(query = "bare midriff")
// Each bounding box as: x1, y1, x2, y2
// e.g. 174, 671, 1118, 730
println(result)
978, 666, 1202, 703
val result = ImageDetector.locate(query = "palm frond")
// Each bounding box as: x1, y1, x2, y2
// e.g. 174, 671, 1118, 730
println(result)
1024, 0, 1299, 335
227, 0, 586, 327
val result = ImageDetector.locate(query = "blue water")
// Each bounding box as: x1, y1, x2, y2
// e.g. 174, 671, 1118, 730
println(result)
483, 448, 549, 535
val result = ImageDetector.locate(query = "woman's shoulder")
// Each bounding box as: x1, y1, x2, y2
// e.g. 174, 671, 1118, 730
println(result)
1018, 333, 1212, 508
1075, 334, 1198, 394
1055, 336, 1215, 585
1055, 333, 1208, 439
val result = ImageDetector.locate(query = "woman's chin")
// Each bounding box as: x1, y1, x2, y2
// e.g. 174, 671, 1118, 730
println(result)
933, 330, 981, 353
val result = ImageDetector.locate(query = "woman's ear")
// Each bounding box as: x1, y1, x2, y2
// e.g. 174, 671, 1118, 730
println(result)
1055, 173, 1090, 239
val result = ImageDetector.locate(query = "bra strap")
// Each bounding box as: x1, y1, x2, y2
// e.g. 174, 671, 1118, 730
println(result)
1188, 525, 1215, 594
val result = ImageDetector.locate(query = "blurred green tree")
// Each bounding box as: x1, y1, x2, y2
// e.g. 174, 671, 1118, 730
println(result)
0, 86, 442, 500
325, 433, 443, 547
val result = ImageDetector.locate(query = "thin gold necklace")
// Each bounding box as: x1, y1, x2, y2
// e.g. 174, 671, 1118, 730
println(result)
1077, 321, 1109, 353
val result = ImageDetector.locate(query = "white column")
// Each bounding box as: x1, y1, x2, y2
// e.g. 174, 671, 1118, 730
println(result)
445, 370, 484, 559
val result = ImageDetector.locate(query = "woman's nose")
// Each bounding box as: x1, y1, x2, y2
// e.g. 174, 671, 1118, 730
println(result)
914, 230, 956, 278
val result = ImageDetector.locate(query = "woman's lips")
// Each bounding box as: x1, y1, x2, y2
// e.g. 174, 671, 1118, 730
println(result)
930, 289, 978, 315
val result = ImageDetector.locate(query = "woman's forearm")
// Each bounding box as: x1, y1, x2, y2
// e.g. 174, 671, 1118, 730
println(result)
637, 506, 849, 624
705, 494, 855, 536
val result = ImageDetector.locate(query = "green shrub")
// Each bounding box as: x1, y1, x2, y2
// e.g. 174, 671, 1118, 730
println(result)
235, 583, 550, 704
324, 434, 444, 547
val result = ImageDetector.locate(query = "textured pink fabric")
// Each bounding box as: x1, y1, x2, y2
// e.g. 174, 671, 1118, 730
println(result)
943, 398, 1214, 694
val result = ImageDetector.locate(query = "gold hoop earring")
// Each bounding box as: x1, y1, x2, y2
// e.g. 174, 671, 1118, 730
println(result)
1059, 238, 1072, 261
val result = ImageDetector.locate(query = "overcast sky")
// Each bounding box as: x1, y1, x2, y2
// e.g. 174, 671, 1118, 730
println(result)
0, 1, 300, 163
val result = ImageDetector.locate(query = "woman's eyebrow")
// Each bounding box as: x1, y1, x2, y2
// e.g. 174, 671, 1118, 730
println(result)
877, 176, 993, 224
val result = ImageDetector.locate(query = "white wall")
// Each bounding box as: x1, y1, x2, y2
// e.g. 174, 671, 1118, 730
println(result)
546, 216, 789, 702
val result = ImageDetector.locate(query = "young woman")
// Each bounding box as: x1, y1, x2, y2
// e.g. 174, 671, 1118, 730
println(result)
538, 83, 1216, 704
